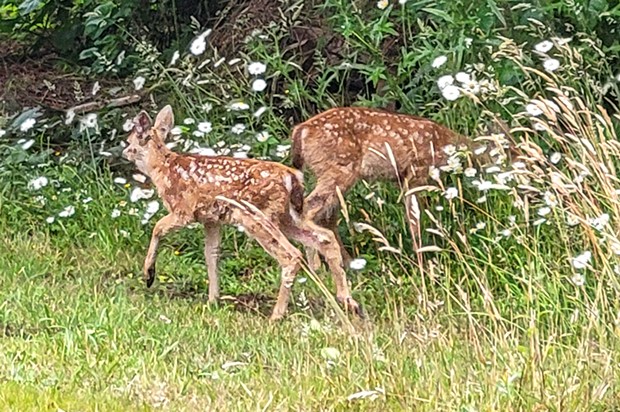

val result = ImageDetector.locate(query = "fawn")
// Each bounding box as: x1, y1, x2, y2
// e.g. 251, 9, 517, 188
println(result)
290, 106, 517, 268
122, 105, 362, 320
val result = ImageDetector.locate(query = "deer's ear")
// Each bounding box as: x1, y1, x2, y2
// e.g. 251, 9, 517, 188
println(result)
133, 111, 152, 136
154, 105, 174, 138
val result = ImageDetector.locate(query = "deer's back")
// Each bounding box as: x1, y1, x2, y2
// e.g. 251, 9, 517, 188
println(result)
151, 154, 300, 223
295, 107, 464, 184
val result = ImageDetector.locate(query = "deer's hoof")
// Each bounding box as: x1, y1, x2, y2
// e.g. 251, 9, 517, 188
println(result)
145, 267, 156, 288
339, 296, 365, 319
269, 310, 286, 322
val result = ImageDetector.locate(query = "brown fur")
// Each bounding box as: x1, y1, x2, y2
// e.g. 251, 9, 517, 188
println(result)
123, 105, 362, 320
291, 106, 517, 267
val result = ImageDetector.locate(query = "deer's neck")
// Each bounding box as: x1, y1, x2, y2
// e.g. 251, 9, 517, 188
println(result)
142, 143, 175, 181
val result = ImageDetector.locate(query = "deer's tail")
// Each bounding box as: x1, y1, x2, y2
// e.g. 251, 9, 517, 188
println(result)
290, 125, 305, 170
283, 169, 305, 218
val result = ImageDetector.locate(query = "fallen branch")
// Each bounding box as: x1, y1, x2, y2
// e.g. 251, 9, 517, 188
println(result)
65, 94, 142, 115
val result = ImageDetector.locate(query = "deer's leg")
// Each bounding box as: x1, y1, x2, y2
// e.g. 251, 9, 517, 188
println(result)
144, 214, 187, 287
303, 173, 356, 271
284, 219, 363, 317
231, 209, 303, 321
203, 223, 222, 303
322, 210, 352, 269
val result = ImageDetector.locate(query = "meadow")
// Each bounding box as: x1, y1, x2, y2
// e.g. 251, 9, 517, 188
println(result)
1, 0, 620, 410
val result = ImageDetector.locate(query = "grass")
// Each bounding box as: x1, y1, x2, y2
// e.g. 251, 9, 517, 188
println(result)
0, 232, 619, 411
1, 2, 619, 410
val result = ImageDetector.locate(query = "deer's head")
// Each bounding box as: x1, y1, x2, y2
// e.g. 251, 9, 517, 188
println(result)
123, 105, 174, 172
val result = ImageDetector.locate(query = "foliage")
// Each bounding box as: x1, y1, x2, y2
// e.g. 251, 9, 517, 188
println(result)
2, 0, 620, 409
0, 0, 223, 74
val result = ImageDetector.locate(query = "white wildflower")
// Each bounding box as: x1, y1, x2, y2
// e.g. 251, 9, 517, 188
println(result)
501, 229, 512, 238
231, 123, 246, 135
473, 179, 492, 191
252, 78, 267, 92
428, 166, 440, 181
190, 30, 211, 56
464, 167, 477, 177
534, 40, 553, 53
247, 62, 266, 75
111, 209, 121, 218
543, 58, 560, 72
58, 205, 75, 218
538, 207, 551, 216
431, 55, 447, 68
82, 197, 93, 204
441, 85, 461, 101
571, 251, 591, 270
543, 191, 558, 207
461, 79, 480, 95
377, 0, 389, 10
256, 131, 270, 142
443, 187, 458, 200
349, 258, 367, 270
21, 139, 35, 150
566, 213, 579, 227
80, 113, 98, 129
0, 129, 6, 137
132, 173, 147, 183
229, 102, 250, 111
114, 177, 127, 185
183, 118, 195, 125
171, 126, 183, 136
141, 200, 160, 224
46, 216, 55, 224
550, 152, 562, 164
20, 118, 36, 132
611, 241, 620, 255
133, 76, 145, 90
571, 273, 585, 287
130, 187, 155, 202
442, 144, 456, 155
526, 103, 543, 117
197, 121, 212, 134
589, 213, 610, 231
28, 176, 48, 190
437, 75, 454, 90
455, 72, 470, 83
122, 119, 134, 132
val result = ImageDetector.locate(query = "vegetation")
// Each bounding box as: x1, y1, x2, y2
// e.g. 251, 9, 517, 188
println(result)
1, 0, 620, 410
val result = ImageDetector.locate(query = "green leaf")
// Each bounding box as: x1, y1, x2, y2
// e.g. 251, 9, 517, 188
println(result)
18, 0, 43, 15
421, 7, 454, 23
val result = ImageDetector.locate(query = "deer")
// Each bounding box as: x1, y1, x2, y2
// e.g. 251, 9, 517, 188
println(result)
122, 105, 362, 321
290, 106, 518, 269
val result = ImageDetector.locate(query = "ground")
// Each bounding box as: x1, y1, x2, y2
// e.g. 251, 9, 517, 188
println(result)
0, 234, 618, 411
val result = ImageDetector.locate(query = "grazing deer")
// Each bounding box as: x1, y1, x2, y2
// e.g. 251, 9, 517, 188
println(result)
290, 106, 516, 268
122, 105, 362, 320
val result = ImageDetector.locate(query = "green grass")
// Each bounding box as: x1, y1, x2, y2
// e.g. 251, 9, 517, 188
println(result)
0, 233, 618, 411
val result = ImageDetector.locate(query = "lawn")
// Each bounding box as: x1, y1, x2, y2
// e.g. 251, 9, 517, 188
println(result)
0, 232, 618, 411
